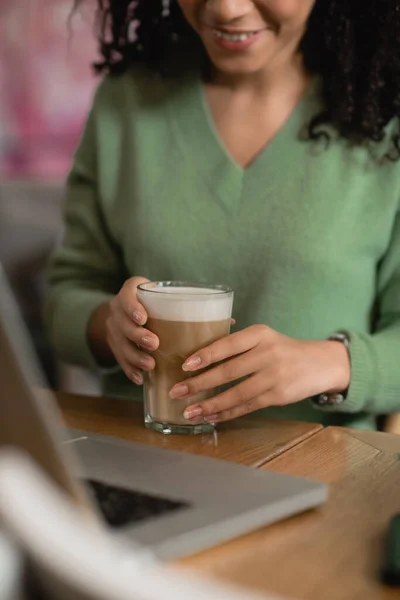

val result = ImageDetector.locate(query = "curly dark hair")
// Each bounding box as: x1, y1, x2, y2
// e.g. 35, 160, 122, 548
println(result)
77, 0, 400, 157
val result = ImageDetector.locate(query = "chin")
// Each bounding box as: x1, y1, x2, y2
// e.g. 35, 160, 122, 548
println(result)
202, 36, 277, 78
207, 54, 269, 77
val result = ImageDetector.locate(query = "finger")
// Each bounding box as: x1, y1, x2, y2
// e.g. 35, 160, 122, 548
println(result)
204, 394, 267, 423
170, 351, 266, 399
230, 318, 236, 326
107, 342, 144, 385
125, 367, 144, 386
117, 310, 159, 350
183, 373, 269, 420
205, 386, 288, 423
121, 339, 156, 371
119, 276, 150, 325
182, 326, 263, 372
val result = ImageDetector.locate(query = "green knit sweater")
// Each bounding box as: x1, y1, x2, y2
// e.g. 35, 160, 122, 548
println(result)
46, 69, 400, 429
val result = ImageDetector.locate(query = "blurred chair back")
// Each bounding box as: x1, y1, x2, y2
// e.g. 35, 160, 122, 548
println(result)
0, 449, 275, 600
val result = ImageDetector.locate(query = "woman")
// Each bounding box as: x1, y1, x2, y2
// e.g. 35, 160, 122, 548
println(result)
47, 0, 400, 429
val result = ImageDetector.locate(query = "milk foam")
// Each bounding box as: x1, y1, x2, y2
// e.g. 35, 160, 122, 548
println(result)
137, 286, 233, 322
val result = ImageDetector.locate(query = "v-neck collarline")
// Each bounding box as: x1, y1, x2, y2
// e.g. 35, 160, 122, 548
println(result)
166, 71, 319, 209
195, 75, 318, 176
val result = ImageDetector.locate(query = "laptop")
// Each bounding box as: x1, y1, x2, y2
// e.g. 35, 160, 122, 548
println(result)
0, 265, 328, 560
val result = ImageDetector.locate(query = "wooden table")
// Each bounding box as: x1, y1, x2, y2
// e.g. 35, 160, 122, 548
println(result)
57, 392, 400, 600
179, 427, 400, 600
57, 392, 322, 467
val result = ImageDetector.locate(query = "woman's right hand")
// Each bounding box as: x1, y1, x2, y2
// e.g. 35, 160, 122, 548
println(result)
88, 276, 159, 385
106, 276, 159, 385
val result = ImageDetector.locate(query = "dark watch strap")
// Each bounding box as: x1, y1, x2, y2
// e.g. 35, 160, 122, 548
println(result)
311, 333, 350, 407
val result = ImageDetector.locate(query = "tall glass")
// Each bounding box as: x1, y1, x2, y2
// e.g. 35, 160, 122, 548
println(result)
137, 282, 234, 435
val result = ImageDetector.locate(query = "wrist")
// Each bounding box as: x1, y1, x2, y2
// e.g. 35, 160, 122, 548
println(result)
323, 340, 351, 393
87, 301, 116, 368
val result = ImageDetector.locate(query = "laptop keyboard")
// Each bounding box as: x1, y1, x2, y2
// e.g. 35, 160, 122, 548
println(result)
86, 479, 189, 528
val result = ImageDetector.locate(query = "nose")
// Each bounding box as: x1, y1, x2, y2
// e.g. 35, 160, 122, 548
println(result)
205, 0, 253, 24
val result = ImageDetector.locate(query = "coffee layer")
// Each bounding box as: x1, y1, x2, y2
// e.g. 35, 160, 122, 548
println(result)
144, 317, 231, 425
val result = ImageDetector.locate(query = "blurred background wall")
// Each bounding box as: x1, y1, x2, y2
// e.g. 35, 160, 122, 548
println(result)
0, 0, 97, 178
0, 0, 100, 393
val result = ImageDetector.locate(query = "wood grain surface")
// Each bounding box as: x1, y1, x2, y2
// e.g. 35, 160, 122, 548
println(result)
57, 392, 400, 599
57, 392, 322, 467
178, 427, 400, 600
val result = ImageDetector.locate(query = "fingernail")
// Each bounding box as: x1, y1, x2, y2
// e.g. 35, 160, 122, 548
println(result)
183, 406, 203, 420
141, 336, 156, 349
169, 384, 189, 399
131, 372, 143, 385
133, 310, 144, 325
182, 356, 202, 371
205, 414, 218, 422
140, 357, 153, 369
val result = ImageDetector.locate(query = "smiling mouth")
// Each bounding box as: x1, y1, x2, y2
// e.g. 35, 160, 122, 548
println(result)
212, 28, 261, 42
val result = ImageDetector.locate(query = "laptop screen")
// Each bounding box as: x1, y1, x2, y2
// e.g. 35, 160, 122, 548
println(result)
0, 265, 98, 518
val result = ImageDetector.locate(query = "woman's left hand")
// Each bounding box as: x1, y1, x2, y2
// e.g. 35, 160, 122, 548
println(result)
169, 325, 351, 423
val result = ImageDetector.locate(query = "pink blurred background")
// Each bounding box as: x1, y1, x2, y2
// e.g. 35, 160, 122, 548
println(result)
0, 0, 98, 179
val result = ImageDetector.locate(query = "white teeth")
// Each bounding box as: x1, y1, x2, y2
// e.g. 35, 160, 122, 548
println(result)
213, 29, 255, 42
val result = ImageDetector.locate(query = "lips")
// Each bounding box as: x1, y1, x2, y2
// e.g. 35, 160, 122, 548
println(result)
212, 29, 259, 42
207, 26, 268, 51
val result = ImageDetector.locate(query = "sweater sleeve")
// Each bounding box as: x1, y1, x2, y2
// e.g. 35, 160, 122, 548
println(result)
316, 206, 400, 415
45, 84, 126, 370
